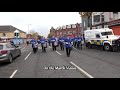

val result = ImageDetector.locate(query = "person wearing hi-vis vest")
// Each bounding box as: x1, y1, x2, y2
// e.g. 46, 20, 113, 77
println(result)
64, 35, 72, 57
40, 36, 47, 52
50, 36, 57, 51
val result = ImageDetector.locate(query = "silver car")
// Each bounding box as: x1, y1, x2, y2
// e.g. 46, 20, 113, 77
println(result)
0, 43, 21, 63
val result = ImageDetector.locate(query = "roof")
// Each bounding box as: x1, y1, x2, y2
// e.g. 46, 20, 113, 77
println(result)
0, 25, 26, 33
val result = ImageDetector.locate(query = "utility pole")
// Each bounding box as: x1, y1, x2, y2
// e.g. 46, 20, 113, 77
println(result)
28, 24, 31, 34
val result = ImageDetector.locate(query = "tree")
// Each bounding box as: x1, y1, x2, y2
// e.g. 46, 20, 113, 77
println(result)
47, 32, 54, 39
37, 35, 41, 40
29, 30, 39, 37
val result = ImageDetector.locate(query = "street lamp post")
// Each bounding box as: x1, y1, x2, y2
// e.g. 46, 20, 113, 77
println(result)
28, 24, 31, 34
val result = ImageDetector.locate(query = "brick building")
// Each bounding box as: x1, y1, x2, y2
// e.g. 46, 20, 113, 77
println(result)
50, 23, 82, 38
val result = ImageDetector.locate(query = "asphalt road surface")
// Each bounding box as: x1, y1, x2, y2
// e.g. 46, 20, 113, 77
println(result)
0, 44, 120, 78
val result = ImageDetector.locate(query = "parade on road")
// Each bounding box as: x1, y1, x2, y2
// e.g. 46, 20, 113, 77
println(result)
1, 12, 120, 78
0, 31, 120, 78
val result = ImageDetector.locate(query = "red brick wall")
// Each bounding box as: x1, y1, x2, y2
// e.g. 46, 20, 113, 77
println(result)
110, 26, 120, 35
50, 23, 81, 37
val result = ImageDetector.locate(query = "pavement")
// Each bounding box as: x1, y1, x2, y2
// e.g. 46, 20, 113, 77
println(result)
0, 43, 120, 78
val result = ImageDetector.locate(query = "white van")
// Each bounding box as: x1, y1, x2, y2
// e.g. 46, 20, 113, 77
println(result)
84, 28, 120, 51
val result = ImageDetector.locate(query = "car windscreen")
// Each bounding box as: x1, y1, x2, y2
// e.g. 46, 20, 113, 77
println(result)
101, 32, 113, 36
0, 45, 3, 50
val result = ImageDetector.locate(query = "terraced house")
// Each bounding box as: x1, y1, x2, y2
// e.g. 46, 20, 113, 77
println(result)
50, 23, 82, 38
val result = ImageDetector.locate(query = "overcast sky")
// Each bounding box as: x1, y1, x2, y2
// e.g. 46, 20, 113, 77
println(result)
0, 12, 81, 37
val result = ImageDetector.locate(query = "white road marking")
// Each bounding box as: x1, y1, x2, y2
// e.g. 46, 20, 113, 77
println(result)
56, 51, 62, 55
21, 50, 31, 53
49, 46, 52, 48
9, 70, 18, 78
21, 47, 25, 50
38, 47, 42, 49
21, 50, 25, 52
73, 47, 77, 50
70, 62, 94, 78
24, 51, 32, 60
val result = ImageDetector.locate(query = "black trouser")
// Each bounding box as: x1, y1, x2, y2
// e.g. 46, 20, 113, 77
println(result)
77, 41, 82, 49
74, 42, 77, 47
33, 47, 37, 53
27, 41, 29, 46
52, 44, 56, 51
60, 44, 64, 51
41, 44, 46, 52
49, 42, 51, 46
66, 47, 71, 57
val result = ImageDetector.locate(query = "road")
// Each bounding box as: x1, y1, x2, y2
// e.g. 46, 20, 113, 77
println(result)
0, 44, 120, 78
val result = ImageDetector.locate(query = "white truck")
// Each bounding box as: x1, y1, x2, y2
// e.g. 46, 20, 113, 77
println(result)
84, 28, 120, 51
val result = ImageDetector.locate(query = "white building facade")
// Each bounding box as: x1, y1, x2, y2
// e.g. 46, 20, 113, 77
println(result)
92, 12, 120, 29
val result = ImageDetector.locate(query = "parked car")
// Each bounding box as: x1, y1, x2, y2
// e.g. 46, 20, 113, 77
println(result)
0, 42, 21, 63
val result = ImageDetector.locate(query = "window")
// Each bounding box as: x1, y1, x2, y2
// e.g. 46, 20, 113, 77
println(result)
101, 32, 113, 36
0, 45, 3, 50
68, 31, 70, 34
102, 25, 104, 28
14, 33, 16, 36
96, 34, 100, 38
57, 32, 59, 35
94, 15, 100, 22
73, 31, 76, 34
64, 32, 66, 34
60, 32, 62, 35
101, 15, 104, 22
113, 12, 118, 20
17, 33, 19, 36
113, 12, 118, 14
